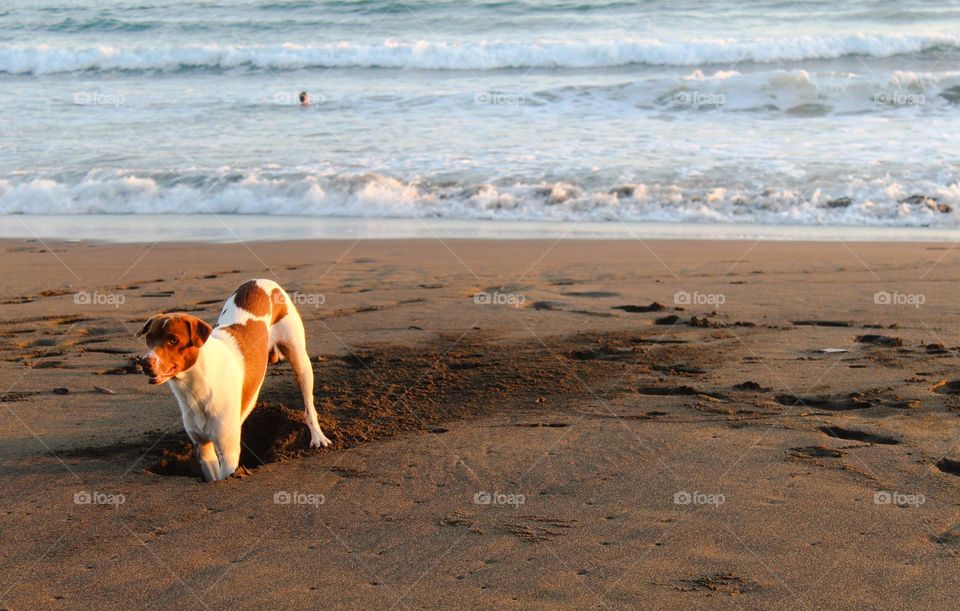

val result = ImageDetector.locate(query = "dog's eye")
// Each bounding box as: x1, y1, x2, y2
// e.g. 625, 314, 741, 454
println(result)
166, 337, 178, 347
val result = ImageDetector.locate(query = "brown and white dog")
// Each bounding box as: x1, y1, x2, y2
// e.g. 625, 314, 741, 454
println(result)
137, 279, 331, 481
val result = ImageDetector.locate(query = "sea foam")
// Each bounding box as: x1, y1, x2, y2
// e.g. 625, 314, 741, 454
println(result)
1, 33, 957, 74
2, 172, 957, 227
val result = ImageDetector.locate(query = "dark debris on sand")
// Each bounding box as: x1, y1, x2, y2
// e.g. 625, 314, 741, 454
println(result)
132, 333, 662, 478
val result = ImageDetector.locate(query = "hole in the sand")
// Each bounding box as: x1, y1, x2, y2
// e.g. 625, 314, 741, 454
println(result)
79, 333, 716, 481
146, 403, 313, 478
818, 426, 900, 445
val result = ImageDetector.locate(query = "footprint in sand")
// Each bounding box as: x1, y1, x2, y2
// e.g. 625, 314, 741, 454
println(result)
935, 458, 960, 476
612, 302, 665, 313
791, 320, 854, 328
818, 426, 900, 445
568, 347, 635, 361
790, 445, 845, 459
855, 334, 903, 347
775, 392, 875, 411
563, 291, 620, 298
931, 380, 960, 395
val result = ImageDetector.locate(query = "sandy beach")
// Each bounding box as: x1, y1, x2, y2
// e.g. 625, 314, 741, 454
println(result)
3, 237, 960, 608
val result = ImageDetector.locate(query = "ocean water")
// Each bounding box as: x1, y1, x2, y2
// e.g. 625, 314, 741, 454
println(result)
1, 0, 959, 233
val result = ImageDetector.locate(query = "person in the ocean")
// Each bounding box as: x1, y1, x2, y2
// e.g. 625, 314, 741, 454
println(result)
299, 91, 309, 106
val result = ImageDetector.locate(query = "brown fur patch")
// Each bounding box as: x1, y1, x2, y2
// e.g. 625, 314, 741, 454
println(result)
232, 280, 271, 317
222, 319, 269, 412
270, 288, 288, 324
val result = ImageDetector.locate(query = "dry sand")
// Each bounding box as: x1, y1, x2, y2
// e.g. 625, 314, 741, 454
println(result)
2, 237, 960, 608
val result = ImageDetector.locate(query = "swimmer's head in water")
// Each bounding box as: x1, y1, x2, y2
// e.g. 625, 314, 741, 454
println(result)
299, 91, 308, 105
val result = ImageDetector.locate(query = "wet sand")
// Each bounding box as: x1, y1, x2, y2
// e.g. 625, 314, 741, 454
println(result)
2, 238, 960, 608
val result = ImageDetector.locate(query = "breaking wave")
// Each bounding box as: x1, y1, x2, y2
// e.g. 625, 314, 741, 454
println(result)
2, 33, 958, 75
2, 171, 957, 227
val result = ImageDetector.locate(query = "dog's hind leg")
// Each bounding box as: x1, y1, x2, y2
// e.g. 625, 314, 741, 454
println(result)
274, 315, 331, 448
283, 342, 332, 448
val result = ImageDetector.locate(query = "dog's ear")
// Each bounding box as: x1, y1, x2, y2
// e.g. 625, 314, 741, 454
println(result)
135, 316, 157, 339
188, 317, 213, 348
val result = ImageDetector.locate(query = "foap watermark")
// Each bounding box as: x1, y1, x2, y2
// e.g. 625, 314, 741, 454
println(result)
673, 490, 725, 507
673, 90, 725, 109
284, 291, 326, 309
474, 490, 526, 506
273, 92, 327, 105
474, 92, 525, 107
274, 491, 325, 507
73, 91, 125, 108
674, 290, 725, 307
474, 291, 526, 306
874, 490, 925, 508
874, 290, 924, 308
74, 490, 125, 506
873, 90, 925, 108
74, 290, 126, 308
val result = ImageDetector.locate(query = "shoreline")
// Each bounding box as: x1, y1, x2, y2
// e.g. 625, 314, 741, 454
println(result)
3, 215, 960, 243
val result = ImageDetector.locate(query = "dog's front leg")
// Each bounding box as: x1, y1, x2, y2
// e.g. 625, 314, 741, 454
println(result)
213, 428, 241, 480
185, 427, 220, 482
195, 440, 220, 482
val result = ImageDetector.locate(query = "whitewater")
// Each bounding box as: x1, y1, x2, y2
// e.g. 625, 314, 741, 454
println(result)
2, 34, 959, 74
1, 0, 958, 232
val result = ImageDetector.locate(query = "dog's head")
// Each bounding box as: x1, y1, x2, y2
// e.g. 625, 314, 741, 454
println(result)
135, 313, 213, 385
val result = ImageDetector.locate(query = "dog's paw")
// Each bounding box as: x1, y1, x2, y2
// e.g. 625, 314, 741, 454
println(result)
310, 432, 332, 449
